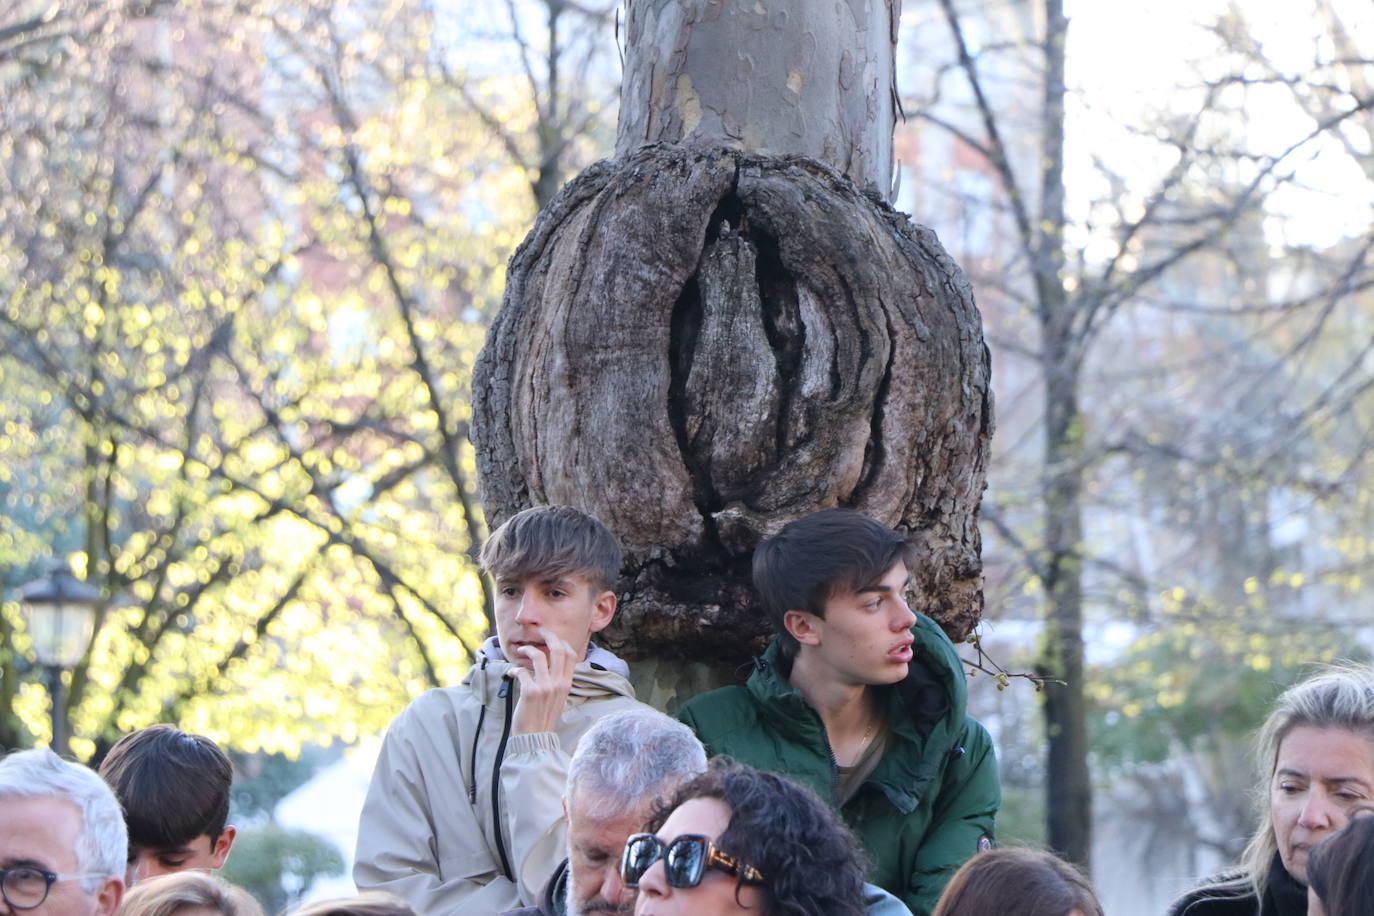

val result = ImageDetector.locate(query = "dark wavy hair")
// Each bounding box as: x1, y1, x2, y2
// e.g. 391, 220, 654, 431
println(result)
931, 847, 1102, 916
643, 758, 867, 916
1307, 808, 1374, 915
752, 509, 909, 658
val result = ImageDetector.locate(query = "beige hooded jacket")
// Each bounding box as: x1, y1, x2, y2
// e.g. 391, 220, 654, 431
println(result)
354, 638, 642, 913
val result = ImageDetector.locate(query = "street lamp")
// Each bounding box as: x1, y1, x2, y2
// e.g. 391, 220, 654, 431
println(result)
16, 561, 101, 753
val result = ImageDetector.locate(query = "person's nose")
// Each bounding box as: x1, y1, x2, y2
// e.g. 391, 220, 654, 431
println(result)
893, 595, 917, 630
602, 864, 632, 905
1297, 791, 1336, 829
514, 591, 542, 626
636, 858, 669, 898
130, 852, 173, 885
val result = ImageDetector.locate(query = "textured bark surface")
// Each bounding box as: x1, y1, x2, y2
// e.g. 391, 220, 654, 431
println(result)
617, 0, 898, 197
472, 143, 992, 668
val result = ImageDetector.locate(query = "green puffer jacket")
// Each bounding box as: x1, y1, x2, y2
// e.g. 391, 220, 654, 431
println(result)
677, 614, 999, 916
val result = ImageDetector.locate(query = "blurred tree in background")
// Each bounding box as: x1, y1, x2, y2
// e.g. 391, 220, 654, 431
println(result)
0, 0, 618, 758
3, 4, 1374, 907
1090, 625, 1369, 866
220, 823, 345, 913
901, 0, 1374, 866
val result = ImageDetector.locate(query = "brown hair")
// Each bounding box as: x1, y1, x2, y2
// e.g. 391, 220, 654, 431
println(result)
98, 724, 234, 850
480, 505, 621, 594
931, 847, 1103, 916
751, 509, 909, 658
1307, 808, 1374, 914
287, 892, 420, 916
119, 871, 263, 916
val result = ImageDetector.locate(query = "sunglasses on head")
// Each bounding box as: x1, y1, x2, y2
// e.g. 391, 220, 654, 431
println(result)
620, 833, 765, 890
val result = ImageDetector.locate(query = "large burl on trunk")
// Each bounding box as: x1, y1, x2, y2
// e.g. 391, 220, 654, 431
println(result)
471, 140, 992, 681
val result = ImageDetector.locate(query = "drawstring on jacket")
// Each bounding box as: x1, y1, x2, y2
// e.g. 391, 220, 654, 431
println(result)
467, 658, 489, 803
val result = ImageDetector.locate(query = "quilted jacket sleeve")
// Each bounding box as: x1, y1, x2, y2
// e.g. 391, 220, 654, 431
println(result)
904, 716, 1000, 915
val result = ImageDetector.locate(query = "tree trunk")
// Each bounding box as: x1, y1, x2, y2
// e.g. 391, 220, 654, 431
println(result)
1032, 0, 1092, 867
472, 0, 991, 700
617, 0, 898, 197
1039, 364, 1092, 866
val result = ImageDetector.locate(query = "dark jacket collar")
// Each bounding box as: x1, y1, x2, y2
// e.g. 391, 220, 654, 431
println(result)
1261, 854, 1307, 916
743, 615, 967, 812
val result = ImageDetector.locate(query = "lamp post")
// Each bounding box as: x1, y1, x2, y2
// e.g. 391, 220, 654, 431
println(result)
16, 561, 101, 753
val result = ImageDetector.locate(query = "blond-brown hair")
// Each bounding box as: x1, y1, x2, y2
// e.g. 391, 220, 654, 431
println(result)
287, 892, 419, 916
119, 871, 263, 916
480, 505, 621, 594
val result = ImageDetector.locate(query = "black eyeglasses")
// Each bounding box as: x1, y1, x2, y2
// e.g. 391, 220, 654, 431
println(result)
0, 865, 106, 910
620, 833, 765, 890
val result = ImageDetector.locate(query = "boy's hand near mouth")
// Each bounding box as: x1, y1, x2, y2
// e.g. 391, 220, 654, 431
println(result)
510, 626, 579, 735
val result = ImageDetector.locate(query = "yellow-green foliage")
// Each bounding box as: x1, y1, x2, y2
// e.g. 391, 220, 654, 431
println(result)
1090, 603, 1367, 772
0, 0, 594, 758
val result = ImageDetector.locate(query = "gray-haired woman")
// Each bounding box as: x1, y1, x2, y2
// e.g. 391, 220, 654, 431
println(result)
1167, 664, 1374, 916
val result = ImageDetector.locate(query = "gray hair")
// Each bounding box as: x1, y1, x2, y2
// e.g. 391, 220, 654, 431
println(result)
567, 708, 707, 819
1241, 663, 1374, 897
0, 748, 127, 889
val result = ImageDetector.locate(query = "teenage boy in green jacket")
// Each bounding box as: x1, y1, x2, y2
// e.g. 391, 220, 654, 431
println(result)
678, 509, 1000, 915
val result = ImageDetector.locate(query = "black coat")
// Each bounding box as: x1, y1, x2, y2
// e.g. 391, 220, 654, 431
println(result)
497, 858, 568, 916
1167, 856, 1307, 916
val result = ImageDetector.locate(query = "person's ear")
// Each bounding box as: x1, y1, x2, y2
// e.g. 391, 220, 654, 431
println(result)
210, 825, 237, 868
782, 609, 823, 647
94, 876, 124, 916
588, 589, 617, 633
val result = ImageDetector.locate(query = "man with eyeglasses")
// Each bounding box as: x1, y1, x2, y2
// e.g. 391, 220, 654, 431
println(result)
0, 747, 126, 915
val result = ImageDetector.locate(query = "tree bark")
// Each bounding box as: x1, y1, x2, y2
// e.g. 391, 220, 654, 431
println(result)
618, 0, 898, 197
473, 142, 990, 668
473, 0, 991, 697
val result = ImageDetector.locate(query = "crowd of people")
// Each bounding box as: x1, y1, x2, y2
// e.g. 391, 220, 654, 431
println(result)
2, 505, 1372, 915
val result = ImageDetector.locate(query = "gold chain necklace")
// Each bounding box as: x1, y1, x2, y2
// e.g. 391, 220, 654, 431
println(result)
840, 716, 879, 767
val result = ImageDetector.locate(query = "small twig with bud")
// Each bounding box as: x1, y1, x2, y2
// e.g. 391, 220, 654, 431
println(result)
961, 633, 1063, 691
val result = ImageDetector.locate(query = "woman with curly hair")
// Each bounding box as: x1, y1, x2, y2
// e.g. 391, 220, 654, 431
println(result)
620, 759, 869, 916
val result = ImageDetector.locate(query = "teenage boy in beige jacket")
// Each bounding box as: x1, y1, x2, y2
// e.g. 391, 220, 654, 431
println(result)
354, 506, 645, 914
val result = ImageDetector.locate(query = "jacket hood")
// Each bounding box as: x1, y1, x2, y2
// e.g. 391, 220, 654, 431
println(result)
469, 636, 634, 702
746, 613, 971, 813
749, 614, 968, 720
